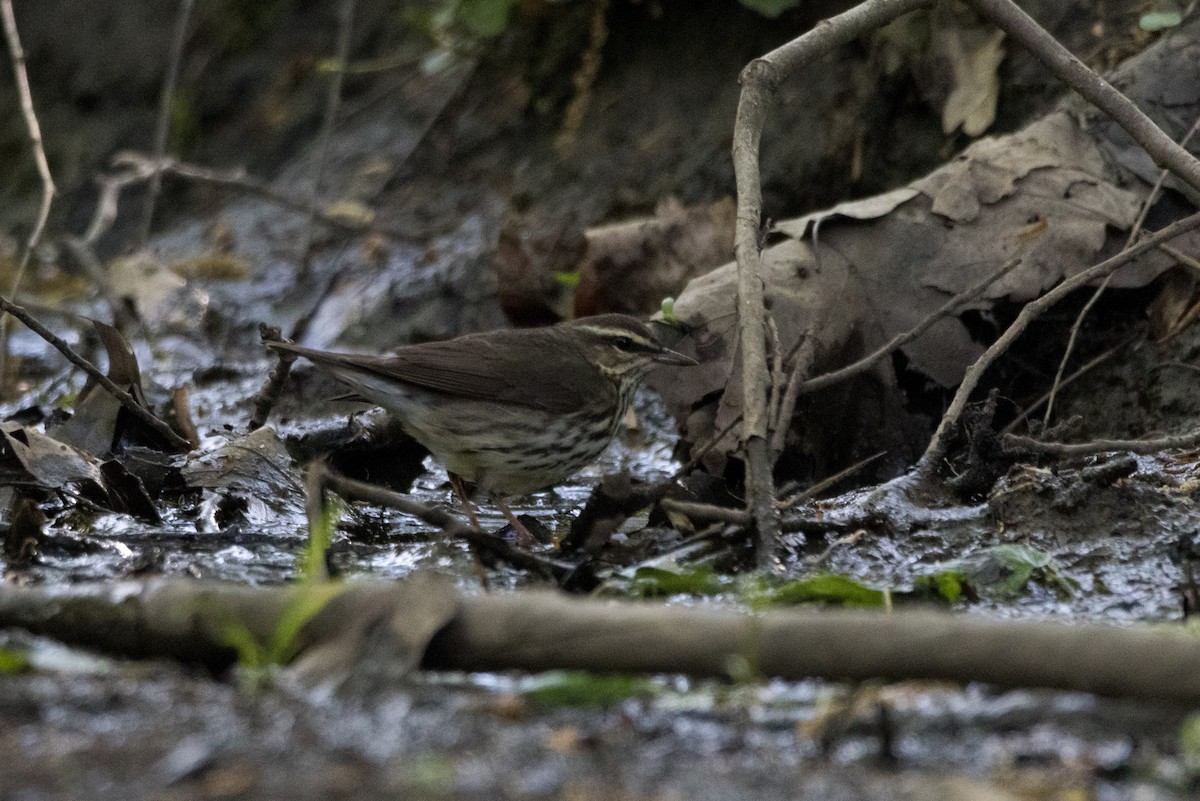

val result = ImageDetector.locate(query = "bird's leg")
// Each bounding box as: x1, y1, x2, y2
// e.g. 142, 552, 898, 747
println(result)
448, 472, 491, 590
492, 495, 538, 548
449, 472, 482, 531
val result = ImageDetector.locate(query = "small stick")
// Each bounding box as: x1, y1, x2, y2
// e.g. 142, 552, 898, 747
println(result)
137, 0, 195, 245
916, 211, 1200, 478
0, 0, 54, 286
98, 152, 412, 242
797, 258, 1023, 396
0, 292, 191, 452
0, 0, 56, 390
1002, 429, 1200, 458
296, 0, 357, 280
248, 325, 297, 432
1041, 115, 1200, 425
1002, 342, 1127, 434
312, 463, 577, 582
777, 451, 886, 510
769, 331, 814, 458
659, 498, 750, 526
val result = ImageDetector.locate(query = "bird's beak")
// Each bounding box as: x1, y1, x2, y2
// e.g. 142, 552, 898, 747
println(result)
652, 346, 698, 366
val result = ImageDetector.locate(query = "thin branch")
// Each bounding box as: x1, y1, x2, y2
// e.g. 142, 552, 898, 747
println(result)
0, 293, 191, 452
732, 69, 778, 565
137, 0, 195, 246
915, 211, 1200, 478
1003, 429, 1200, 457
92, 152, 412, 243
0, 0, 54, 282
778, 451, 886, 510
0, 0, 56, 388
797, 258, 1023, 396
1001, 341, 1126, 434
1041, 115, 1200, 425
297, 0, 356, 280
1159, 242, 1200, 275
249, 325, 296, 432
730, 0, 934, 566
311, 463, 577, 582
962, 0, 1200, 194
660, 498, 750, 526
769, 330, 812, 458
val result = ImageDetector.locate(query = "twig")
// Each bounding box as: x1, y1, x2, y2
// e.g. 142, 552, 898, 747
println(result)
296, 0, 356, 280
804, 529, 865, 570
0, 0, 56, 389
0, 292, 191, 452
1042, 115, 1200, 425
303, 462, 332, 581
248, 325, 297, 432
659, 498, 750, 526
0, 0, 54, 286
769, 330, 813, 458
778, 451, 886, 510
10, 579, 1200, 700
962, 0, 1200, 194
137, 0, 195, 246
1002, 429, 1200, 457
799, 258, 1023, 395
915, 211, 1200, 479
1001, 341, 1127, 434
731, 0, 934, 566
1159, 242, 1200, 275
311, 462, 577, 582
94, 153, 412, 243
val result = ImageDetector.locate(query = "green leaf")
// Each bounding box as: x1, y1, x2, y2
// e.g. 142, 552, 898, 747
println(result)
300, 499, 342, 579
1139, 11, 1182, 31
920, 545, 1077, 600
456, 0, 517, 36
750, 574, 886, 608
1181, 713, 1200, 773
0, 647, 32, 675
624, 565, 729, 597
910, 570, 966, 604
737, 0, 804, 18
522, 671, 656, 709
265, 582, 346, 664
554, 270, 581, 288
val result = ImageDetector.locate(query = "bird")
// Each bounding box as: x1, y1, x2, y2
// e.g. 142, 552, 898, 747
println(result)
267, 314, 696, 542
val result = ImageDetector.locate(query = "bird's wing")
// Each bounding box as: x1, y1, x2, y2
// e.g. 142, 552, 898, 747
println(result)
273, 330, 607, 414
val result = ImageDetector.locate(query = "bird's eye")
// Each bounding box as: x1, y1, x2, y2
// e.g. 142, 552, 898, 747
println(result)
613, 336, 635, 350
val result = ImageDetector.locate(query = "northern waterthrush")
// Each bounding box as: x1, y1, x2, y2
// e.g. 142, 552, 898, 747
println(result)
269, 314, 695, 537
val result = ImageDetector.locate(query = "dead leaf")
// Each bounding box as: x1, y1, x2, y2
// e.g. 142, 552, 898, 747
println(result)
108, 252, 187, 321
1147, 267, 1198, 340
1, 422, 106, 490
651, 87, 1197, 475
182, 427, 303, 511
51, 321, 181, 456
936, 26, 1005, 136
576, 197, 736, 317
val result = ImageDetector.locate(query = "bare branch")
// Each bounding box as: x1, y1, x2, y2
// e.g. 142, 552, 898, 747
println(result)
311, 462, 577, 582
962, 0, 1200, 194
0, 293, 191, 452
797, 258, 1023, 396
732, 0, 934, 566
1003, 429, 1200, 457
138, 0, 195, 245
296, 0, 357, 280
1, 0, 56, 389
916, 211, 1200, 478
